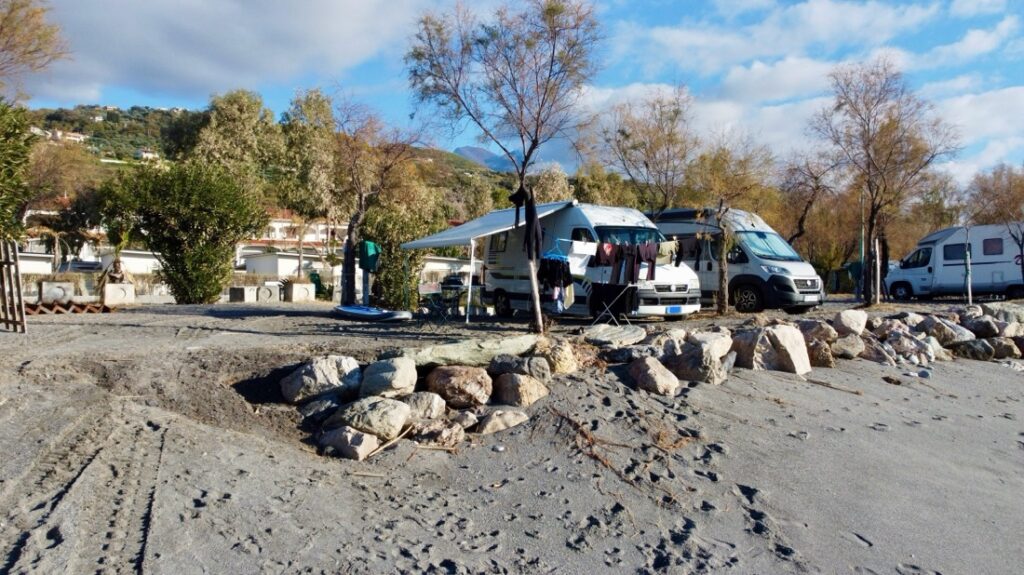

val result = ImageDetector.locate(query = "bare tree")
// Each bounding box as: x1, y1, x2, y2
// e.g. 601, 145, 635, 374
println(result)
601, 86, 698, 220
811, 57, 959, 305
407, 0, 600, 332
780, 154, 839, 245
0, 0, 68, 97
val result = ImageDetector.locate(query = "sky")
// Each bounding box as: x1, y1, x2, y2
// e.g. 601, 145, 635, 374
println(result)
25, 0, 1024, 185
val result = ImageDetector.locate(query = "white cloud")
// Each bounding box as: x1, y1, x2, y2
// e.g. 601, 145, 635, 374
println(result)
919, 74, 982, 97
27, 0, 435, 105
923, 15, 1019, 65
939, 86, 1024, 142
950, 0, 1007, 18
719, 57, 834, 103
939, 136, 1024, 185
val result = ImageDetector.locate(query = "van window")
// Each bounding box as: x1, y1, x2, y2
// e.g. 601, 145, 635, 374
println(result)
571, 227, 595, 242
903, 247, 932, 269
943, 243, 966, 261
983, 238, 1003, 256
489, 232, 507, 253
595, 226, 665, 244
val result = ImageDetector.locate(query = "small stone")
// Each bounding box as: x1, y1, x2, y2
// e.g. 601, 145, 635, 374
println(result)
629, 357, 680, 395
918, 369, 931, 379
476, 410, 529, 435
492, 445, 506, 453
318, 426, 379, 461
426, 366, 493, 408
492, 373, 550, 407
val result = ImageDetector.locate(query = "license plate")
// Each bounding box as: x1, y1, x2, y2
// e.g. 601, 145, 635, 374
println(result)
666, 305, 682, 314
804, 294, 820, 303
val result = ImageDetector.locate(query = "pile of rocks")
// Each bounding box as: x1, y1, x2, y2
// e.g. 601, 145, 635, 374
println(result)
279, 335, 564, 461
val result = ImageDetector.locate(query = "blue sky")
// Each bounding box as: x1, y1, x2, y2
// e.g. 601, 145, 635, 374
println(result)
26, 0, 1024, 184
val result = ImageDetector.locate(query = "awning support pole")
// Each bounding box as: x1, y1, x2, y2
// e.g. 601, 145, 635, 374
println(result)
467, 239, 475, 324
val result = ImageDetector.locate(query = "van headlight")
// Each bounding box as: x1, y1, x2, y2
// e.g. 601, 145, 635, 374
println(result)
761, 265, 790, 275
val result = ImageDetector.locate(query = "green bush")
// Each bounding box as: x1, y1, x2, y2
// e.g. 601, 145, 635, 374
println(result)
101, 162, 267, 304
0, 101, 32, 240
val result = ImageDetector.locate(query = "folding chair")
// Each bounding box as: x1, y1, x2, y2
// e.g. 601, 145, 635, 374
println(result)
589, 283, 638, 326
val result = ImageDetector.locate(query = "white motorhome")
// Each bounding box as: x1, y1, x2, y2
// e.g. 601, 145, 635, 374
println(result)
402, 200, 702, 319
886, 224, 1024, 300
651, 208, 825, 313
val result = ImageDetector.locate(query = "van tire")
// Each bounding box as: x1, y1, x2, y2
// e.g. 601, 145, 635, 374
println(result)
494, 290, 513, 318
891, 282, 913, 301
731, 285, 763, 313
1007, 285, 1024, 300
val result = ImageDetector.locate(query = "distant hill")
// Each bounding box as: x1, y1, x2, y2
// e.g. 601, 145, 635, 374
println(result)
454, 146, 516, 172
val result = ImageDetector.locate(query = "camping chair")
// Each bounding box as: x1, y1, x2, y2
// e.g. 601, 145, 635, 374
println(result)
589, 283, 638, 327
416, 282, 452, 326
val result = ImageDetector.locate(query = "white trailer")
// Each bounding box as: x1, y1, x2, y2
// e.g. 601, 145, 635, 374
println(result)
886, 224, 1024, 300
403, 200, 702, 320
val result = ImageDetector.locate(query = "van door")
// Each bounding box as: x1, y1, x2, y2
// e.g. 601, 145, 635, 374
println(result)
896, 246, 934, 297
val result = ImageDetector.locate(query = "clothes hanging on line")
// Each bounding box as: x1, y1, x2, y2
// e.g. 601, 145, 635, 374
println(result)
523, 194, 543, 261
638, 242, 658, 281
539, 257, 573, 289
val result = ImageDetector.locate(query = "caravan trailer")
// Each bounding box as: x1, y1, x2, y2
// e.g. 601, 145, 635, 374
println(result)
886, 224, 1024, 300
651, 208, 825, 313
483, 202, 702, 319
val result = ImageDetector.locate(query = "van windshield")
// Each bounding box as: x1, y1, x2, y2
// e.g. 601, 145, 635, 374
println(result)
595, 226, 665, 244
737, 231, 802, 262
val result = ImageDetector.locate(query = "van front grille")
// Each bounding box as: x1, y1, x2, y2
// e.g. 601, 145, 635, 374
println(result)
794, 279, 818, 291
654, 284, 688, 293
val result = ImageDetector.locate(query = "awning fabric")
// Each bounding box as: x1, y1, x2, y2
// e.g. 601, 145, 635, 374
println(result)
401, 200, 574, 249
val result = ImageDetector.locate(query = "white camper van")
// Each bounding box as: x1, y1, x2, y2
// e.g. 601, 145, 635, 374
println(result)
482, 202, 702, 319
886, 224, 1024, 300
651, 208, 825, 313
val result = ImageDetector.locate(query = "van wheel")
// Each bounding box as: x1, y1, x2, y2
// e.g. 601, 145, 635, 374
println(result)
1007, 285, 1024, 300
891, 282, 913, 301
494, 291, 513, 318
731, 285, 763, 313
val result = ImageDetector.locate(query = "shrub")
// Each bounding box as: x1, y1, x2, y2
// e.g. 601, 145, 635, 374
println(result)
0, 101, 32, 240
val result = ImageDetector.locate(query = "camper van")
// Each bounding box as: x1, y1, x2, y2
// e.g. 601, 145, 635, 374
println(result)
651, 208, 825, 313
886, 224, 1024, 300
482, 202, 702, 319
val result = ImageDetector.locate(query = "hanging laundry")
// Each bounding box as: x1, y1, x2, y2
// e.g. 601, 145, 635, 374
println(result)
523, 193, 543, 261
639, 242, 659, 280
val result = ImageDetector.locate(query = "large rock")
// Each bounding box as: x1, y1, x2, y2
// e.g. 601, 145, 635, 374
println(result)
402, 335, 540, 367
629, 357, 680, 395
834, 309, 868, 337
956, 305, 984, 321
318, 426, 379, 461
663, 343, 728, 385
642, 328, 688, 348
890, 312, 926, 328
280, 355, 362, 403
947, 339, 995, 361
599, 345, 662, 364
426, 366, 492, 408
830, 334, 866, 359
488, 354, 552, 382
858, 336, 897, 366
998, 321, 1023, 338
492, 373, 549, 407
400, 392, 446, 419
872, 319, 910, 339
686, 331, 734, 360
807, 339, 836, 368
986, 337, 1021, 360
982, 302, 1024, 324
409, 419, 466, 448
964, 316, 999, 338
796, 319, 839, 344
324, 397, 411, 440
583, 324, 647, 347
449, 411, 478, 430
917, 315, 974, 346
360, 357, 417, 398
298, 397, 342, 424
539, 338, 579, 375
887, 333, 935, 365
476, 409, 529, 435
731, 325, 811, 375
923, 336, 953, 361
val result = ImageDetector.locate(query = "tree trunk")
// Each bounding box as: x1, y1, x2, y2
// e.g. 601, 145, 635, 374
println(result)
296, 220, 306, 280
864, 212, 877, 305
527, 259, 544, 333
716, 232, 729, 315
342, 208, 365, 306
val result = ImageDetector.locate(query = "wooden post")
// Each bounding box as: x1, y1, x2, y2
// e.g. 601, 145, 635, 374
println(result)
0, 240, 27, 333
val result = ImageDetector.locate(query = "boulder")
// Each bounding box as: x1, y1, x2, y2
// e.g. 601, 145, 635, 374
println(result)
923, 336, 953, 361
492, 373, 549, 407
401, 334, 540, 367
539, 338, 579, 375
830, 334, 866, 360
426, 366, 492, 408
873, 319, 910, 339
400, 392, 446, 420
834, 309, 868, 336
964, 316, 1000, 338
807, 339, 836, 368
765, 325, 812, 375
449, 411, 479, 430
890, 311, 926, 328
280, 355, 362, 403
663, 342, 728, 385
583, 324, 647, 347
409, 419, 466, 448
731, 329, 775, 371
599, 345, 662, 364
324, 397, 411, 440
796, 319, 839, 344
947, 339, 995, 361
955, 305, 984, 321
917, 315, 974, 346
642, 328, 688, 348
981, 302, 1024, 324
476, 409, 529, 435
858, 336, 897, 366
298, 397, 342, 424
986, 337, 1021, 360
686, 331, 734, 360
360, 357, 417, 399
628, 357, 680, 395
887, 333, 935, 365
318, 426, 379, 461
487, 354, 552, 382
998, 321, 1023, 338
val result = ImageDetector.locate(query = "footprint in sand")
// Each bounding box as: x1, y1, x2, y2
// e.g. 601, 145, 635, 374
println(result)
895, 563, 941, 575
869, 423, 890, 432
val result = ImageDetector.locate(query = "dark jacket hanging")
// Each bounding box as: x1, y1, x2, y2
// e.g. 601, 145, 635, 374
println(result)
522, 194, 543, 261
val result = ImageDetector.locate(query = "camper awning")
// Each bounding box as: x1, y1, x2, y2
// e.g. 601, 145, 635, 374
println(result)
401, 200, 574, 249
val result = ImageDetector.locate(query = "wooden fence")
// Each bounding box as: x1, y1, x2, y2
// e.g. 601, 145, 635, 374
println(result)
0, 240, 27, 333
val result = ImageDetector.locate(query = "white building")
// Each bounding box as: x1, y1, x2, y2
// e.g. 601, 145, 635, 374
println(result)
17, 252, 54, 275
99, 249, 162, 275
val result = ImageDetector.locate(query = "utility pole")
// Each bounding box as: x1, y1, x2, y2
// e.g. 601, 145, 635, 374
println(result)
965, 225, 973, 305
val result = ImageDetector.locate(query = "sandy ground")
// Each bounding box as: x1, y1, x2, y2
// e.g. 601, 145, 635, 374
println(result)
0, 302, 1022, 574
